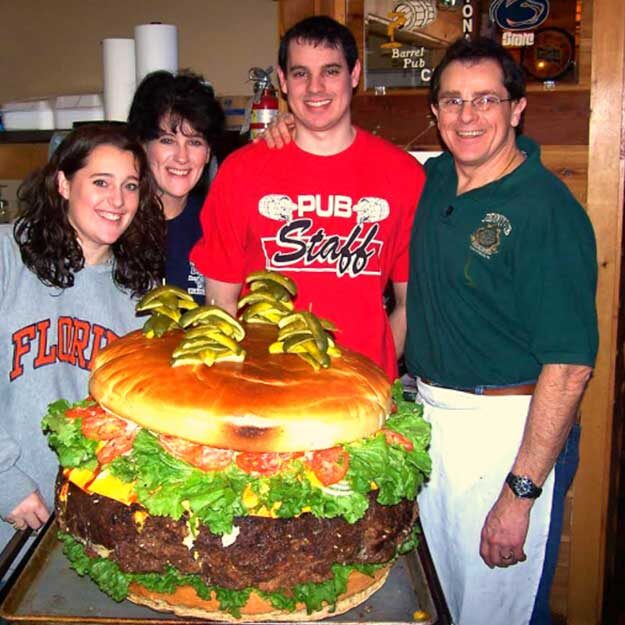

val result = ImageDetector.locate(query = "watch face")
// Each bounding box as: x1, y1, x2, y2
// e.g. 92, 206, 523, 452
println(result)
515, 476, 534, 496
507, 473, 542, 498
521, 28, 575, 81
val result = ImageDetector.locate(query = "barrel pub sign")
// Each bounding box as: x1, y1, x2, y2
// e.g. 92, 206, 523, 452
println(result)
363, 0, 580, 91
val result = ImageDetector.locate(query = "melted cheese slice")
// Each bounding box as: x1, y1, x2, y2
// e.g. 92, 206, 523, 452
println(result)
65, 468, 334, 520
66, 467, 137, 505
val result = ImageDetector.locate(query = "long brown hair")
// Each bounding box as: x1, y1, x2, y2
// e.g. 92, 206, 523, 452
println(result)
14, 123, 165, 297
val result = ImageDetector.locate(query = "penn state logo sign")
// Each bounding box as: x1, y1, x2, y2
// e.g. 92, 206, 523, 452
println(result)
489, 0, 550, 31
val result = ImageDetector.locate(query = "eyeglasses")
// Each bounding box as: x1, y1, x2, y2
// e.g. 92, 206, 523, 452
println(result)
437, 95, 512, 113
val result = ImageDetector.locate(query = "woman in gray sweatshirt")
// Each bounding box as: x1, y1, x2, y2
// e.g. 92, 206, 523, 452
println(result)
0, 124, 164, 552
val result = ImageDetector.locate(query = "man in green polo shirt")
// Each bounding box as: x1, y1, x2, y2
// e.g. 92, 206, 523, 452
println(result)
405, 38, 598, 625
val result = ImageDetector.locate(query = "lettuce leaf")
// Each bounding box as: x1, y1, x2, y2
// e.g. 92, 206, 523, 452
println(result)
41, 400, 98, 470
59, 532, 129, 601
345, 383, 431, 506
396, 522, 421, 555
133, 565, 250, 616
264, 464, 370, 523
110, 429, 249, 534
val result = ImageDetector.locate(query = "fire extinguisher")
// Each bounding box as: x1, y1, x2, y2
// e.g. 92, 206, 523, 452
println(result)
245, 66, 279, 140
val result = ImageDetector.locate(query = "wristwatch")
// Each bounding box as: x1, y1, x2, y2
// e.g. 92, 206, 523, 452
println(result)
505, 472, 542, 499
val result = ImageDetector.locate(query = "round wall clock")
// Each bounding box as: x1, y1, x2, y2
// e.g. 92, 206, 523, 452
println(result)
521, 27, 575, 81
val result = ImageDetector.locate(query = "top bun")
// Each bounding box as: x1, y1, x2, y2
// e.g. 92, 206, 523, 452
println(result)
89, 324, 391, 452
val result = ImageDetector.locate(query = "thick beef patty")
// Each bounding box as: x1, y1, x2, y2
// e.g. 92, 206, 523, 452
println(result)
56, 475, 416, 592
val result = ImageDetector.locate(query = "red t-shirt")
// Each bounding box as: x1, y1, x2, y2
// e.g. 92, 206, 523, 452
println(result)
190, 128, 425, 380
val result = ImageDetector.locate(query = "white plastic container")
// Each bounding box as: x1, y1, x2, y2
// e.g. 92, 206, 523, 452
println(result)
1, 99, 55, 130
53, 94, 104, 129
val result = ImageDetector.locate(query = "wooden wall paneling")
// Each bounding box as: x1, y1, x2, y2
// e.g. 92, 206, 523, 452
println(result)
278, 0, 314, 36
347, 0, 365, 93
278, 0, 347, 35
540, 146, 588, 206
311, 0, 343, 18
523, 91, 590, 145
351, 93, 436, 147
0, 144, 48, 180
569, 0, 625, 623
578, 0, 593, 88
332, 0, 347, 23
350, 91, 590, 148
550, 491, 575, 616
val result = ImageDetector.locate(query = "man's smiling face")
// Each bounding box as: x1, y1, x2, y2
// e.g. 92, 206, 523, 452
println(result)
432, 58, 526, 172
278, 39, 360, 136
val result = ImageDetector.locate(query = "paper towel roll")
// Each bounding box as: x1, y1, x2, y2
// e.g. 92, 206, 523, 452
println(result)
102, 38, 136, 122
135, 23, 178, 84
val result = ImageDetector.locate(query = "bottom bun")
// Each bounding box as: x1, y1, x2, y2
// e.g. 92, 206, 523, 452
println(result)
127, 565, 391, 622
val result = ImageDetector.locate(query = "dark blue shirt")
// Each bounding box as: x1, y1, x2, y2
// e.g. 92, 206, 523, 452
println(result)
165, 192, 206, 304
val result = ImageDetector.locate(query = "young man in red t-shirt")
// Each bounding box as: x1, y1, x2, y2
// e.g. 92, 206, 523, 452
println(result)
190, 16, 425, 380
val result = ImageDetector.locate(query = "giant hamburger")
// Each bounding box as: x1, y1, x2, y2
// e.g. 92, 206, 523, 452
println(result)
43, 272, 431, 621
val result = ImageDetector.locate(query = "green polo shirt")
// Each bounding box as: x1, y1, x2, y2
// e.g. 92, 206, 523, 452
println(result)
405, 136, 598, 388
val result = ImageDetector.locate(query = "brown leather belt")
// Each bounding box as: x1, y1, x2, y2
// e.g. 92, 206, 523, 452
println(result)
420, 378, 536, 396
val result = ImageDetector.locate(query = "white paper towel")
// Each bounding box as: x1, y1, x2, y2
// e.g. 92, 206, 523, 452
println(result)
134, 23, 178, 84
102, 38, 136, 122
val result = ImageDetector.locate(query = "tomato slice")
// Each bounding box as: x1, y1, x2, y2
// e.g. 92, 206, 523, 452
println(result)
381, 429, 414, 451
81, 412, 130, 441
310, 447, 350, 486
97, 432, 136, 464
159, 435, 234, 472
191, 445, 235, 471
159, 434, 200, 458
66, 404, 106, 420
235, 452, 295, 476
77, 409, 136, 464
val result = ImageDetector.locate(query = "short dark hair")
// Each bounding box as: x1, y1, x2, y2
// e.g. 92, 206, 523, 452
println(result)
278, 15, 359, 73
430, 37, 526, 108
127, 70, 224, 148
15, 123, 164, 297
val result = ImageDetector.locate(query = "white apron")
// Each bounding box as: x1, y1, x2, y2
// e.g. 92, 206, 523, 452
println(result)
417, 380, 555, 625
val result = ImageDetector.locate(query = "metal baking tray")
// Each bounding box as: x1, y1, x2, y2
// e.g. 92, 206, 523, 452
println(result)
0, 517, 450, 625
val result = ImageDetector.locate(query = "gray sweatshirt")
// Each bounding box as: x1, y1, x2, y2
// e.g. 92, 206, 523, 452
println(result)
0, 224, 142, 550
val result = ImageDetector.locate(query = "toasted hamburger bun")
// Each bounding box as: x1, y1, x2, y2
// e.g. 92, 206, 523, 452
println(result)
89, 324, 391, 452
127, 565, 390, 622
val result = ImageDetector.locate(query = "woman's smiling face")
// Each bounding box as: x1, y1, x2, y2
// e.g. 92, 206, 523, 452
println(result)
57, 144, 140, 265
145, 115, 210, 216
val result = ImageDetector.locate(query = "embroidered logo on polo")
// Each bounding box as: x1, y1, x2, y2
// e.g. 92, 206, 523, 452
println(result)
470, 212, 512, 259
258, 194, 388, 277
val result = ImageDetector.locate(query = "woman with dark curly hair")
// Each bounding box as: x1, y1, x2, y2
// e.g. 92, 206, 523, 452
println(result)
0, 124, 165, 549
128, 69, 224, 303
